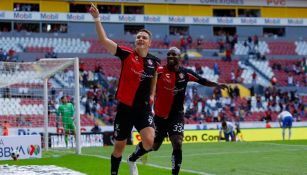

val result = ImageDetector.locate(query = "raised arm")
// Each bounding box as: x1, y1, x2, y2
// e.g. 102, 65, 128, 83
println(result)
89, 3, 117, 55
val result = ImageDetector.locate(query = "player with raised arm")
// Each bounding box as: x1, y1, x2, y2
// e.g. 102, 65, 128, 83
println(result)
127, 47, 229, 175
277, 110, 293, 140
219, 120, 236, 142
89, 3, 160, 175
56, 96, 75, 148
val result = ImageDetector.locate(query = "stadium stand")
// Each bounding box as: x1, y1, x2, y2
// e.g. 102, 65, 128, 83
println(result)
0, 0, 306, 131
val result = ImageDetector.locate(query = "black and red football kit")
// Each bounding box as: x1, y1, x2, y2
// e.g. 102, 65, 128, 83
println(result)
154, 65, 211, 142
113, 45, 160, 140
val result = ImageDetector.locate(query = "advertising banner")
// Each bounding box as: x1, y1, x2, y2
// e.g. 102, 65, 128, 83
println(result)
132, 127, 307, 145
0, 135, 42, 160
89, 0, 307, 7
49, 133, 103, 148
1, 11, 307, 26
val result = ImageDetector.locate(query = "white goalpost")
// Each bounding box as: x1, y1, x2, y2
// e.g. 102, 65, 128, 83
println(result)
0, 58, 81, 154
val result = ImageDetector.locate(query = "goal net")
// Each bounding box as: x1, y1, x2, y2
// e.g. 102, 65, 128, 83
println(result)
0, 58, 81, 154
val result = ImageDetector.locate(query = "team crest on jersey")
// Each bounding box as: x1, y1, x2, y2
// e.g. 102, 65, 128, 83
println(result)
179, 73, 184, 79
147, 59, 153, 65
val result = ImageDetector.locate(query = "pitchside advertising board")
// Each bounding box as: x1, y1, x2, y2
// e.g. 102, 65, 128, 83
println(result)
0, 135, 42, 160
9, 127, 120, 147
132, 127, 307, 145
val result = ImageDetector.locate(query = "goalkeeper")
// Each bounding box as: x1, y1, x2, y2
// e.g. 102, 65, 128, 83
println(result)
56, 96, 76, 148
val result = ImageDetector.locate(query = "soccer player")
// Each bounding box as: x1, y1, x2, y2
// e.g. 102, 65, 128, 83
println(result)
277, 110, 293, 140
219, 120, 236, 142
89, 3, 160, 175
127, 47, 229, 175
56, 96, 75, 148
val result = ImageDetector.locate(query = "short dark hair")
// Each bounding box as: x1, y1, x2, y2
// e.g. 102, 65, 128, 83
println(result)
137, 29, 152, 39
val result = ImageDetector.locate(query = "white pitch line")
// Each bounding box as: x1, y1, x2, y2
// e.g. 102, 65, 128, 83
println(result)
153, 148, 307, 158
253, 142, 307, 148
82, 153, 213, 175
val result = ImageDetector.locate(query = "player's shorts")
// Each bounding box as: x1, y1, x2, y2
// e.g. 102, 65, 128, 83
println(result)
224, 131, 235, 142
282, 116, 293, 128
154, 111, 184, 144
113, 102, 154, 140
63, 122, 75, 133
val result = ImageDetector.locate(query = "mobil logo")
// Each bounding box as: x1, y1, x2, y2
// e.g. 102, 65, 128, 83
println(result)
288, 19, 303, 25
144, 15, 161, 23
264, 18, 281, 25
169, 16, 185, 23
40, 13, 59, 20
192, 17, 209, 24
67, 14, 85, 21
118, 15, 136, 22
101, 15, 111, 22
241, 18, 257, 24
14, 12, 32, 19
217, 17, 234, 24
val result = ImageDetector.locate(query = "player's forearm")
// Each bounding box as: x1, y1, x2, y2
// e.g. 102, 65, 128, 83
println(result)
199, 78, 219, 87
94, 21, 117, 55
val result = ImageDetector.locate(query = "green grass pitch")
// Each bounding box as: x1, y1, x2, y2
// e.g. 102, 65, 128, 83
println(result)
1, 140, 307, 175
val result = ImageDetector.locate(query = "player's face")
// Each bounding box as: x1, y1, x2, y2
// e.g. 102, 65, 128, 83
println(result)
167, 51, 180, 68
62, 97, 67, 103
135, 32, 151, 50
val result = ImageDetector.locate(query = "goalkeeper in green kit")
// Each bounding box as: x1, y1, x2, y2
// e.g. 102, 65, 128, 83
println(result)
56, 96, 76, 148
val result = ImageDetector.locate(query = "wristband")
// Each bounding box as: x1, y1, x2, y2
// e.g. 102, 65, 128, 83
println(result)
94, 17, 100, 22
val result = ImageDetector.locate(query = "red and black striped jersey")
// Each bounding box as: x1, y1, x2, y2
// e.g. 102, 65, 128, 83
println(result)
154, 66, 210, 118
115, 45, 160, 107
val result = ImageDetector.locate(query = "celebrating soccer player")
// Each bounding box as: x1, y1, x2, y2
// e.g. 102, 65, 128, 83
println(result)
89, 3, 160, 175
128, 47, 229, 175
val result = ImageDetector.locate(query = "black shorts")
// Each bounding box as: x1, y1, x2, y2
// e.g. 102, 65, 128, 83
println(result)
154, 112, 184, 144
114, 102, 154, 140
